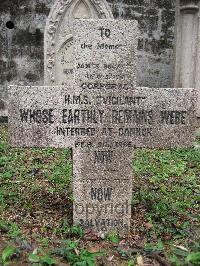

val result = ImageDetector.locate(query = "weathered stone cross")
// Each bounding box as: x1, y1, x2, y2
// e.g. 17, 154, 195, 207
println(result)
8, 20, 199, 235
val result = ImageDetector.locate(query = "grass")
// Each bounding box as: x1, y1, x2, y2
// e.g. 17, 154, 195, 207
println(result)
0, 124, 200, 265
132, 148, 199, 240
0, 125, 73, 218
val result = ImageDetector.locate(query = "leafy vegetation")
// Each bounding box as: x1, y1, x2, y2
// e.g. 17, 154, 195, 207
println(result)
54, 239, 105, 265
105, 232, 120, 244
28, 249, 56, 265
0, 125, 199, 265
1, 246, 20, 265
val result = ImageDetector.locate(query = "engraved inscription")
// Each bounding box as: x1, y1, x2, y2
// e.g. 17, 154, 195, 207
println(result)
91, 187, 113, 201
94, 151, 113, 164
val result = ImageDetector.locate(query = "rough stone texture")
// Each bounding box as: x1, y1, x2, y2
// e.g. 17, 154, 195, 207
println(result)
9, 86, 198, 149
103, 0, 175, 88
44, 0, 113, 85
73, 19, 138, 89
0, 99, 7, 119
73, 179, 133, 233
0, 0, 175, 116
174, 0, 200, 117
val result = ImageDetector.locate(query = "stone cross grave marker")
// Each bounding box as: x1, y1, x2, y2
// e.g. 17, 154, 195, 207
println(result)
8, 20, 198, 235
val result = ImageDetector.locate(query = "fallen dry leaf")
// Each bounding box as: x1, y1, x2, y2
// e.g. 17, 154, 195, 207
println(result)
84, 231, 100, 241
136, 255, 144, 266
75, 248, 79, 256
173, 245, 188, 251
108, 255, 114, 261
144, 222, 153, 230
87, 245, 102, 253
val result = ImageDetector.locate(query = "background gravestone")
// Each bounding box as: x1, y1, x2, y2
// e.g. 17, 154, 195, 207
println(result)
44, 0, 113, 85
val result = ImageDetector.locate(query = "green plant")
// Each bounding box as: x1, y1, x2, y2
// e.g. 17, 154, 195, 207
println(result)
117, 248, 132, 260
1, 246, 20, 265
39, 237, 50, 248
144, 239, 164, 254
105, 232, 120, 244
28, 249, 56, 266
185, 252, 200, 265
0, 220, 21, 238
54, 239, 105, 265
70, 224, 84, 238
8, 222, 22, 238
127, 260, 135, 266
170, 250, 200, 266
55, 221, 84, 238
168, 242, 200, 266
